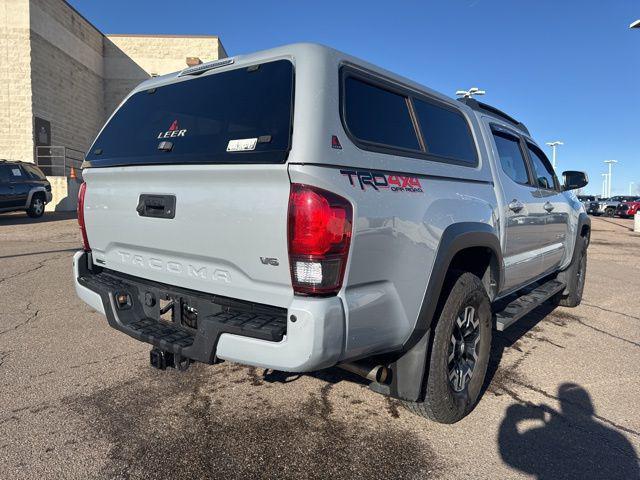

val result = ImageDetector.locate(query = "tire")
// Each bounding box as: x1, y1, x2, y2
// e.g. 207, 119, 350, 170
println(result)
402, 272, 492, 424
26, 194, 45, 218
556, 236, 587, 308
605, 207, 615, 217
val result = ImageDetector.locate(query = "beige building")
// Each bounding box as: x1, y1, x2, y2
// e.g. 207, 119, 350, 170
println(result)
0, 0, 226, 210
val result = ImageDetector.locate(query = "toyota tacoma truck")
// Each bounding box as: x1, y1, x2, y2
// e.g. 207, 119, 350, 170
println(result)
73, 43, 590, 423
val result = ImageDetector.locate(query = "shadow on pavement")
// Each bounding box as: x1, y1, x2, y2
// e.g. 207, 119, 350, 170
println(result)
0, 211, 76, 226
498, 383, 639, 479
483, 302, 558, 396
483, 301, 639, 478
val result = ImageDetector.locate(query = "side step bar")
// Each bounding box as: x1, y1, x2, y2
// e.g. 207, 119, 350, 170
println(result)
494, 279, 566, 331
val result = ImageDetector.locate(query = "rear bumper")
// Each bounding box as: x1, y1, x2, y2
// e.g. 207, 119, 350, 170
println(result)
73, 251, 344, 372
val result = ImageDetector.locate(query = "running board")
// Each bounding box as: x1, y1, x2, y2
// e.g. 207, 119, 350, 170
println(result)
494, 279, 566, 331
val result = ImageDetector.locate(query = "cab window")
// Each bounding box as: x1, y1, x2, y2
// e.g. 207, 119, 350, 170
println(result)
492, 130, 530, 185
526, 143, 557, 190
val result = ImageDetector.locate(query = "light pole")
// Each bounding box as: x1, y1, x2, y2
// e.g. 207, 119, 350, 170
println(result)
455, 87, 486, 99
631, 19, 640, 28
601, 173, 609, 198
630, 182, 636, 196
545, 141, 563, 170
604, 160, 618, 197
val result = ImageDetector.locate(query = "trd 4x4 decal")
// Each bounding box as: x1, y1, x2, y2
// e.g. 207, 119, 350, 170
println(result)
340, 169, 423, 193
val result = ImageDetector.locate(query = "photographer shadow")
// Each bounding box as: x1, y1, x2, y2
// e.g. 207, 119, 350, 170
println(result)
498, 382, 639, 479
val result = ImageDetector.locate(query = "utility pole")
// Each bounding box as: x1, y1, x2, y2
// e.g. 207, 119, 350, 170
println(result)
455, 87, 486, 99
604, 160, 618, 197
601, 173, 609, 198
630, 181, 636, 196
545, 141, 563, 170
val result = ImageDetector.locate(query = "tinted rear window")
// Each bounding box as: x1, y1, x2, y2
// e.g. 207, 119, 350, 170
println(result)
22, 164, 46, 179
344, 77, 420, 151
413, 99, 477, 165
86, 60, 294, 167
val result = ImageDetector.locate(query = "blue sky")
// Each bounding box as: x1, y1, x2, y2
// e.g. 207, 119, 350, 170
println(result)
70, 0, 639, 196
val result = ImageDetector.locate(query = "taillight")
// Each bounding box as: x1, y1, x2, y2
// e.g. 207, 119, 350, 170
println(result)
288, 184, 352, 296
77, 182, 90, 252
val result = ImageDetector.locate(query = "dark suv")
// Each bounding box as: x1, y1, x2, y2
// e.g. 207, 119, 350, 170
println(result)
0, 160, 52, 218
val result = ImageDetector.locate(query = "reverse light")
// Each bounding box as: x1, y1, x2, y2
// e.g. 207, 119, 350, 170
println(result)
77, 182, 90, 252
288, 184, 352, 295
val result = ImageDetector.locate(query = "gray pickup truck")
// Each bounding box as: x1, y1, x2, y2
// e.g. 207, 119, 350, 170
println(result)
73, 43, 590, 423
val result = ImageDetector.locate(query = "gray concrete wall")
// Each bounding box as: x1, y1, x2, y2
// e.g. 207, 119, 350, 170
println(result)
30, 0, 105, 158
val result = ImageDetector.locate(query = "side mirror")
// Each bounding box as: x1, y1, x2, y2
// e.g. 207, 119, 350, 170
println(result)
562, 170, 588, 191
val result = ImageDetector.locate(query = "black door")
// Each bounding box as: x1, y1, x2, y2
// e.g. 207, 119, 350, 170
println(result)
0, 165, 28, 208
0, 165, 13, 208
9, 165, 30, 207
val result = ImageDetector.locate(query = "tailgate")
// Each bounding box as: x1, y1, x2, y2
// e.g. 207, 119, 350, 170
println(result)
82, 164, 293, 307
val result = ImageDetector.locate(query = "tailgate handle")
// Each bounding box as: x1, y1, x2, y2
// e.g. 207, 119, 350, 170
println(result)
136, 194, 176, 219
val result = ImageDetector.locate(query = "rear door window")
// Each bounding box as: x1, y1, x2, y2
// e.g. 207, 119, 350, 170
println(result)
22, 164, 47, 180
413, 99, 477, 165
492, 130, 530, 185
343, 77, 421, 151
86, 60, 294, 167
526, 143, 558, 190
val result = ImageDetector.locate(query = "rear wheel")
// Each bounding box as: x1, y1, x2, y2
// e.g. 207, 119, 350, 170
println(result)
402, 272, 492, 424
605, 207, 615, 217
26, 194, 45, 218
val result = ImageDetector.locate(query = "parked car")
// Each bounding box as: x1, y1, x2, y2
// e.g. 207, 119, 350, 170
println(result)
578, 195, 599, 215
598, 195, 638, 217
72, 43, 590, 424
615, 200, 640, 218
0, 160, 52, 218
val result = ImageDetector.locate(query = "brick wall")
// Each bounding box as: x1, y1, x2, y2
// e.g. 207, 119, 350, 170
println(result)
104, 34, 226, 116
0, 0, 33, 162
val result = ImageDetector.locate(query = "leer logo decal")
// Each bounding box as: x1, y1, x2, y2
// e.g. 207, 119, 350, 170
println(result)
157, 120, 187, 139
340, 169, 423, 193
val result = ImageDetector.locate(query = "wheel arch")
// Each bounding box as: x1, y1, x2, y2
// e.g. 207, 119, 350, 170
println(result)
25, 186, 47, 208
371, 222, 502, 402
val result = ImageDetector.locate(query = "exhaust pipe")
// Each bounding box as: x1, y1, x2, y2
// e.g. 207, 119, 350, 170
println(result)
338, 361, 389, 384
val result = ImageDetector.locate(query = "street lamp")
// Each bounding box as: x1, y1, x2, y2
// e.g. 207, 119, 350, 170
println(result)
630, 20, 640, 28
601, 173, 609, 198
455, 87, 486, 99
545, 141, 564, 170
630, 181, 636, 196
604, 160, 618, 197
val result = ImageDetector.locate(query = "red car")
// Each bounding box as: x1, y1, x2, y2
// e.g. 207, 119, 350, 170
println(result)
616, 200, 640, 218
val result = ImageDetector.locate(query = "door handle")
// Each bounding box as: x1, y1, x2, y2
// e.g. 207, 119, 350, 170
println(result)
544, 202, 555, 212
508, 200, 524, 212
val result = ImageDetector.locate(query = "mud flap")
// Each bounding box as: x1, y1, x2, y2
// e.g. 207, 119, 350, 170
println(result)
369, 329, 431, 402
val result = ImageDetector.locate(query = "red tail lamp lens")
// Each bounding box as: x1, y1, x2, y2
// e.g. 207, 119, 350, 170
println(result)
288, 184, 352, 295
77, 182, 90, 252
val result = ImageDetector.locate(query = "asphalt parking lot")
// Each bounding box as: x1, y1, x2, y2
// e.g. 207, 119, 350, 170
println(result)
1, 212, 639, 479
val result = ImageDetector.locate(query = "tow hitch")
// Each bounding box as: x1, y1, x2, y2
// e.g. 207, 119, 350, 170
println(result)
149, 348, 192, 372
